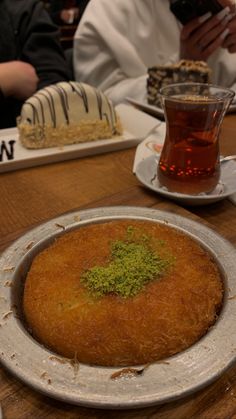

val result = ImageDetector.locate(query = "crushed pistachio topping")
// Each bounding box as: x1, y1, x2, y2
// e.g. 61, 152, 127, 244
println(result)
80, 226, 174, 298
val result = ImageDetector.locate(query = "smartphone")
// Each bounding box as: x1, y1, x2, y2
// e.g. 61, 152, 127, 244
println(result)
170, 0, 223, 25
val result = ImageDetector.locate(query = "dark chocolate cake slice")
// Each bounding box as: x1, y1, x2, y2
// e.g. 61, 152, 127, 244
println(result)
147, 60, 211, 107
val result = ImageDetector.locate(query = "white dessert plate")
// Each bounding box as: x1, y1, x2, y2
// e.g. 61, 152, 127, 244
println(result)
135, 155, 236, 206
0, 206, 236, 409
0, 104, 158, 174
126, 97, 236, 119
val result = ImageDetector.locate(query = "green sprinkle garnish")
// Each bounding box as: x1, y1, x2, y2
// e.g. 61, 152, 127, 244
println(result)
80, 227, 173, 298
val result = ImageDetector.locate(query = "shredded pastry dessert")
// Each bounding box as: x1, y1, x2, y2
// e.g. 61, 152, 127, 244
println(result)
23, 219, 223, 367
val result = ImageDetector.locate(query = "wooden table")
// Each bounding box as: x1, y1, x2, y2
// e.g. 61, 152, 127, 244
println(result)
0, 114, 236, 419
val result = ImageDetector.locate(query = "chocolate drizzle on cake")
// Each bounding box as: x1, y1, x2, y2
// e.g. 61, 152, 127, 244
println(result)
105, 95, 117, 134
50, 85, 70, 125
39, 92, 56, 127
25, 103, 40, 125
35, 96, 45, 124
71, 82, 89, 113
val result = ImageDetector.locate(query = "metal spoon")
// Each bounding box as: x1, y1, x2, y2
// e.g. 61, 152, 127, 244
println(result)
220, 155, 236, 163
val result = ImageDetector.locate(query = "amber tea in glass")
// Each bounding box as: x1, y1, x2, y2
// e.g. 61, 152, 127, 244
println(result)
158, 83, 234, 195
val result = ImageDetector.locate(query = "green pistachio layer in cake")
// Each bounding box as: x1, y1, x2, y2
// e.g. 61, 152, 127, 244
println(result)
17, 81, 123, 149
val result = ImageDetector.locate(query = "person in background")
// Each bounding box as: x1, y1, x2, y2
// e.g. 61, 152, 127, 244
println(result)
73, 0, 236, 105
0, 0, 70, 129
49, 0, 90, 25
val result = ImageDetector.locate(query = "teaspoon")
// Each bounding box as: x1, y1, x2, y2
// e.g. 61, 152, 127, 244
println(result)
220, 155, 236, 163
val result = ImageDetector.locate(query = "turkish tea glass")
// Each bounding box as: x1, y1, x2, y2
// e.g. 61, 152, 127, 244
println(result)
158, 83, 235, 195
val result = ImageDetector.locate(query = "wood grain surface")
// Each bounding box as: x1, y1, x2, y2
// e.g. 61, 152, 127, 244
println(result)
0, 114, 236, 419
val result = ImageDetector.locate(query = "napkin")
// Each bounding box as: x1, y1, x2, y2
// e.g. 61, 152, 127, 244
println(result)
133, 122, 166, 173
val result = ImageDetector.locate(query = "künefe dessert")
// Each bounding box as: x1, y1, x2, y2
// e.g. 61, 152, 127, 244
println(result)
147, 60, 211, 107
17, 81, 122, 149
23, 219, 223, 367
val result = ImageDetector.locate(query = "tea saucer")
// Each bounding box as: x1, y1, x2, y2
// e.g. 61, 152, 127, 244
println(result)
135, 155, 236, 206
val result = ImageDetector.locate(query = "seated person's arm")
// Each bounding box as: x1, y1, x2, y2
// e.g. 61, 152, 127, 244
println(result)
180, 6, 232, 61
14, 0, 70, 89
0, 61, 38, 100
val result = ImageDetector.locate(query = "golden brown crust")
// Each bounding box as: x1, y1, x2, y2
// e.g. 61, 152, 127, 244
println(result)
23, 220, 223, 366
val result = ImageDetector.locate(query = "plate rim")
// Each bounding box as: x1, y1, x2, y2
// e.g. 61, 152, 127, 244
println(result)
0, 206, 236, 409
126, 97, 164, 119
126, 96, 236, 117
136, 155, 236, 205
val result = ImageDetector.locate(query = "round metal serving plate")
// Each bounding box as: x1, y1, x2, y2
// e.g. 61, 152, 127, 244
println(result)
0, 206, 236, 409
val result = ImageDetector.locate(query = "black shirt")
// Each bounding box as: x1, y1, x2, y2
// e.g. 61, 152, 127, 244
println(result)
0, 0, 70, 128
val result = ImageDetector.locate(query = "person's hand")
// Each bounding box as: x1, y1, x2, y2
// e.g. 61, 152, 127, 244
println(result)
218, 0, 236, 13
60, 7, 79, 24
222, 14, 236, 51
218, 1, 236, 52
0, 61, 39, 100
180, 7, 232, 61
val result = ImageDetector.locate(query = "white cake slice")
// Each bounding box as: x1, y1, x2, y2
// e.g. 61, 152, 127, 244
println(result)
17, 81, 123, 149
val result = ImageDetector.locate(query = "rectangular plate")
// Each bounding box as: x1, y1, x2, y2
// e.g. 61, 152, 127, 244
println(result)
0, 104, 157, 174
126, 97, 164, 119
126, 97, 236, 119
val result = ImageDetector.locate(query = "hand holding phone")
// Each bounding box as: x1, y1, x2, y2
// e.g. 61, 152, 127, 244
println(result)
222, 13, 236, 52
170, 0, 223, 25
179, 7, 231, 61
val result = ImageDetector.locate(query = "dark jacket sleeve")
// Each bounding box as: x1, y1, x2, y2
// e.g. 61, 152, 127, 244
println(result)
49, 0, 64, 25
9, 0, 70, 89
